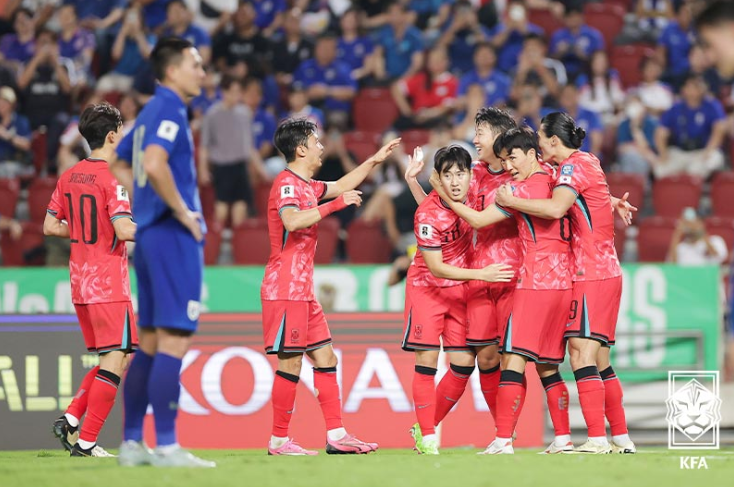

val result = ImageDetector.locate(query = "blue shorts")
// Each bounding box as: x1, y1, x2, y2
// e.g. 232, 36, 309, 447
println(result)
135, 218, 203, 332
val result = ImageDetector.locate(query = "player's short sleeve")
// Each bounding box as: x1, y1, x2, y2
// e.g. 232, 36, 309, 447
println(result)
414, 210, 441, 251
310, 180, 328, 201
555, 162, 587, 195
46, 185, 66, 220
146, 113, 182, 155
103, 176, 133, 221
116, 128, 134, 165
277, 175, 303, 213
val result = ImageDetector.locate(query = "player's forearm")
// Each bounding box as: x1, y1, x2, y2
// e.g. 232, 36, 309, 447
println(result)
447, 200, 498, 229
427, 261, 480, 282
503, 195, 566, 220
113, 218, 137, 242
145, 159, 190, 216
43, 216, 69, 238
406, 177, 427, 205
333, 160, 376, 194
281, 207, 325, 232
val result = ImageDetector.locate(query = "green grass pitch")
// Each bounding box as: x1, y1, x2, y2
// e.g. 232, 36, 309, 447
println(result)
1, 448, 733, 487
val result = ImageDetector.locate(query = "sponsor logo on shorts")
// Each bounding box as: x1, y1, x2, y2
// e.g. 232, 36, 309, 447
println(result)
187, 300, 201, 321
291, 329, 300, 344
414, 324, 423, 340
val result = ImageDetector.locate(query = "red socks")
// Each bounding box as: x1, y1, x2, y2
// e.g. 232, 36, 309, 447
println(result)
496, 370, 525, 438
574, 366, 606, 437
434, 364, 473, 426
66, 366, 99, 420
78, 369, 120, 444
511, 375, 528, 431
600, 366, 628, 436
314, 367, 343, 430
413, 366, 437, 436
271, 370, 299, 437
479, 365, 500, 420
540, 372, 570, 436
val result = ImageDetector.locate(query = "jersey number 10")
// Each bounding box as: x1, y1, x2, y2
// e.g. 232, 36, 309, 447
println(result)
64, 193, 98, 244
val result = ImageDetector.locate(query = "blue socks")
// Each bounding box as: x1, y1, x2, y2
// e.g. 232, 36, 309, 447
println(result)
148, 352, 183, 447
123, 351, 154, 442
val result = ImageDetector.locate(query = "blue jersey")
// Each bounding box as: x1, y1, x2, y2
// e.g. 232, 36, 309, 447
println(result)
659, 21, 694, 76
458, 69, 511, 106
489, 22, 544, 73
661, 97, 726, 150
549, 25, 605, 77
253, 0, 286, 30
337, 36, 374, 72
117, 85, 204, 233
253, 108, 277, 152
162, 24, 211, 50
376, 25, 424, 79
293, 59, 357, 112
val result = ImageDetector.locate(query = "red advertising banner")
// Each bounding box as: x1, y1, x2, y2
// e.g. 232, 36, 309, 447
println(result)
144, 313, 545, 450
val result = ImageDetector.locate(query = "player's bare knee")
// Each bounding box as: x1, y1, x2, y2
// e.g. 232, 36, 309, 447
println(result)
98, 350, 126, 376
536, 363, 559, 378
156, 327, 193, 358
277, 352, 303, 375
449, 351, 476, 368
475, 346, 500, 370
414, 350, 439, 369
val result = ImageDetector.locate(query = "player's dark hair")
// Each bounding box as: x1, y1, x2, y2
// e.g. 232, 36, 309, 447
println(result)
434, 144, 472, 174
150, 37, 195, 82
274, 118, 318, 163
696, 1, 734, 29
540, 112, 586, 150
475, 107, 517, 135
493, 126, 539, 158
78, 103, 123, 151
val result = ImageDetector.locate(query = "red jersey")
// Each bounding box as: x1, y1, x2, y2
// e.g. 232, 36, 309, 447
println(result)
496, 172, 573, 290
401, 71, 458, 112
47, 158, 133, 304
469, 162, 522, 275
261, 169, 328, 301
408, 191, 474, 288
554, 151, 622, 282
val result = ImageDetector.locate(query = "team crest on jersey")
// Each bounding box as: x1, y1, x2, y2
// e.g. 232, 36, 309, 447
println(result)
418, 224, 433, 238
187, 300, 201, 321
561, 164, 574, 176
157, 120, 180, 142
116, 185, 129, 202
281, 185, 295, 198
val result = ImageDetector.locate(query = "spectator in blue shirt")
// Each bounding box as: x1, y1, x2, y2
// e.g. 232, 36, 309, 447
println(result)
294, 33, 357, 128
243, 77, 276, 160
162, 0, 211, 64
142, 0, 172, 32
616, 94, 659, 181
436, 1, 492, 75
489, 0, 544, 73
409, 0, 451, 29
0, 9, 35, 68
654, 73, 727, 179
549, 4, 605, 81
0, 86, 31, 177
374, 3, 425, 81
96, 8, 155, 94
63, 0, 127, 75
657, 1, 694, 82
558, 83, 603, 155
57, 4, 95, 88
337, 7, 378, 83
252, 0, 287, 37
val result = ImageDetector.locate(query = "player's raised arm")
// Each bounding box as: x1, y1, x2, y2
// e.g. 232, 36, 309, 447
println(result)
143, 144, 203, 241
322, 137, 401, 200
421, 248, 513, 283
280, 190, 362, 232
404, 146, 428, 205
429, 170, 508, 229
495, 182, 576, 220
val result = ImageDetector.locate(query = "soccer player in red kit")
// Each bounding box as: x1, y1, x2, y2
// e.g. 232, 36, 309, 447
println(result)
45, 103, 137, 457
403, 145, 514, 455
431, 128, 574, 455
262, 118, 400, 455
405, 108, 522, 428
496, 112, 635, 454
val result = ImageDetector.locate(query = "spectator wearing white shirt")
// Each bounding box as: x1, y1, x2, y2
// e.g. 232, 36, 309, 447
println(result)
667, 207, 728, 266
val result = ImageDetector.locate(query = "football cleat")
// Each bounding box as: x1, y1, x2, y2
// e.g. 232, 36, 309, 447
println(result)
52, 416, 78, 452
71, 443, 116, 457
538, 441, 574, 454
150, 446, 216, 467
326, 433, 378, 454
478, 438, 514, 455
409, 423, 438, 455
571, 439, 612, 454
268, 438, 318, 456
611, 440, 636, 454
118, 440, 155, 466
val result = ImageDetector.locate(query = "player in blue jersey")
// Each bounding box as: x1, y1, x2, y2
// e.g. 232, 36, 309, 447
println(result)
111, 37, 214, 468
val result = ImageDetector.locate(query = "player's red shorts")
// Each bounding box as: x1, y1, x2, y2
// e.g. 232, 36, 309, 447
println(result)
402, 282, 469, 352
501, 289, 572, 364
565, 276, 622, 345
262, 300, 332, 354
466, 280, 514, 347
74, 301, 138, 353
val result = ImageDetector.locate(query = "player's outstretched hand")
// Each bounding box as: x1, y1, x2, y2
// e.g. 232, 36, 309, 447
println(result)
495, 183, 514, 207
370, 138, 401, 164
404, 146, 424, 182
478, 264, 514, 283
612, 192, 638, 226
175, 209, 204, 242
341, 190, 363, 208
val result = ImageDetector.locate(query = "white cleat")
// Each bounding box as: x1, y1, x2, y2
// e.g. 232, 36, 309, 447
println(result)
478, 438, 514, 455
118, 440, 154, 466
571, 439, 612, 454
538, 441, 574, 454
151, 446, 216, 468
611, 440, 636, 454
89, 445, 116, 457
